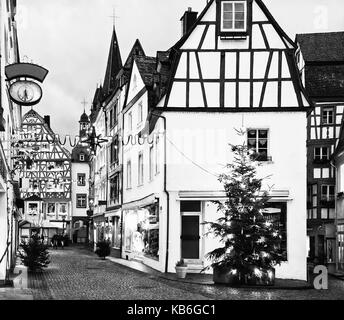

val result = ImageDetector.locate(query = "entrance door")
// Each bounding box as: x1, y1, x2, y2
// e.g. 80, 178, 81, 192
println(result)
181, 215, 200, 262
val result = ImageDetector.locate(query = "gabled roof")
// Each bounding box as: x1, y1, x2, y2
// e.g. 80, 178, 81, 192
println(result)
102, 27, 123, 99
296, 32, 344, 62
134, 56, 157, 87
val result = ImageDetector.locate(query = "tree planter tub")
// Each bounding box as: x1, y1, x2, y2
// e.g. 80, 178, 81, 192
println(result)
213, 266, 275, 286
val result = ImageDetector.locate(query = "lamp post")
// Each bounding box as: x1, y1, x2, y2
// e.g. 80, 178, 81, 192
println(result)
62, 217, 66, 235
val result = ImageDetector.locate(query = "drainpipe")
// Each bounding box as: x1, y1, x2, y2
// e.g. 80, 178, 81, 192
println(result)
150, 112, 169, 273
330, 161, 339, 272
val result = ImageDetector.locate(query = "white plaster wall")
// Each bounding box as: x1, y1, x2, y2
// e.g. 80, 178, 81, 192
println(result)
163, 111, 308, 280
71, 162, 89, 218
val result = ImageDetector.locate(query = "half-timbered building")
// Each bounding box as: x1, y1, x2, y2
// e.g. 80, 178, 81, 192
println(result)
121, 0, 312, 280
19, 109, 72, 242
296, 32, 344, 272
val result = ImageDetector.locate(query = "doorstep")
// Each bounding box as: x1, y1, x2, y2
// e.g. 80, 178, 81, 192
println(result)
106, 257, 312, 289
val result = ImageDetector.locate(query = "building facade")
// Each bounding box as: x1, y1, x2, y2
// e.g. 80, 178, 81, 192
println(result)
296, 32, 344, 272
120, 0, 312, 281
70, 111, 91, 243
19, 109, 72, 243
0, 0, 21, 283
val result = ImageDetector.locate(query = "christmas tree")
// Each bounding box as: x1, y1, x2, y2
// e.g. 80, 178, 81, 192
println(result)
19, 234, 50, 272
204, 131, 284, 284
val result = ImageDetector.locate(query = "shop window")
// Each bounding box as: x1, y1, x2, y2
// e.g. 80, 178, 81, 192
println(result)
263, 202, 287, 261
112, 217, 121, 248
247, 129, 269, 161
77, 173, 86, 186
76, 194, 87, 208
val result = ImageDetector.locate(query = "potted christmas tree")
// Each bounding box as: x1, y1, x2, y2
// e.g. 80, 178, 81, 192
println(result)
203, 131, 284, 286
175, 259, 188, 279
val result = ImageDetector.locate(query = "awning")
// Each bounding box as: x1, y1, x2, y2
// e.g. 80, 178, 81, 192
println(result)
93, 213, 105, 223
122, 194, 158, 210
105, 208, 121, 218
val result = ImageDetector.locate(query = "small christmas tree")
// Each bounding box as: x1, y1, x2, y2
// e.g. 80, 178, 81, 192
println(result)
204, 130, 284, 284
95, 239, 111, 259
19, 234, 51, 272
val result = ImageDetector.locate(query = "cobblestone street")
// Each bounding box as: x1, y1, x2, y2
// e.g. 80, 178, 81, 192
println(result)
22, 246, 344, 300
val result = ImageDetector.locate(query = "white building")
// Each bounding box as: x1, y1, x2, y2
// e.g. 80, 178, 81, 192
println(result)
70, 111, 91, 243
0, 0, 21, 283
121, 0, 312, 280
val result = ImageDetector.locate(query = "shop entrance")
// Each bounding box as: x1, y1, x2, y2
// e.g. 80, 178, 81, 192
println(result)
181, 215, 200, 261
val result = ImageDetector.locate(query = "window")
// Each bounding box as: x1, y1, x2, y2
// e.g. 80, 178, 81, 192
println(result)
247, 129, 269, 161
109, 109, 113, 128
59, 203, 67, 214
149, 145, 154, 181
110, 139, 118, 164
110, 175, 120, 204
76, 194, 87, 208
322, 108, 334, 125
77, 173, 86, 186
126, 160, 132, 189
79, 153, 85, 161
321, 185, 335, 202
155, 137, 160, 174
138, 102, 143, 124
28, 203, 38, 215
263, 203, 287, 261
113, 100, 118, 125
221, 1, 247, 32
314, 147, 330, 162
138, 153, 144, 186
128, 112, 133, 132
307, 184, 317, 219
47, 203, 55, 216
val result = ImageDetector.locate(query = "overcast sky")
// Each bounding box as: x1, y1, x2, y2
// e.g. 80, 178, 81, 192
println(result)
17, 0, 344, 138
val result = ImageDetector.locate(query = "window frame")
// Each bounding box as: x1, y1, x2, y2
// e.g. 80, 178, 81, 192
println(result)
247, 128, 270, 162
76, 194, 87, 208
314, 147, 330, 162
138, 152, 144, 186
77, 173, 86, 186
126, 160, 132, 189
322, 107, 334, 125
216, 0, 251, 38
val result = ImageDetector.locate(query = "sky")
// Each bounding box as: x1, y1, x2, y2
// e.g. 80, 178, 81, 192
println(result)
17, 0, 344, 139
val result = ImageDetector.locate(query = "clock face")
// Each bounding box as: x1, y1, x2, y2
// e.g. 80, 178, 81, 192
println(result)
9, 80, 42, 106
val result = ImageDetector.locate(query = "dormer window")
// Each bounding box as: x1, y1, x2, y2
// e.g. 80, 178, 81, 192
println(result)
79, 153, 85, 161
217, 0, 250, 38
221, 1, 246, 32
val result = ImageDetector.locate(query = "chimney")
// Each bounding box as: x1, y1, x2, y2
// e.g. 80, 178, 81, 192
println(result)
44, 115, 50, 128
180, 7, 198, 37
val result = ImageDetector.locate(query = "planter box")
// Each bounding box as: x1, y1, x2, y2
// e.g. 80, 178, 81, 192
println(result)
175, 266, 188, 279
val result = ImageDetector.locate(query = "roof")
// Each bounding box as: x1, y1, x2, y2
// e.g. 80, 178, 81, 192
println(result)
296, 32, 344, 62
304, 65, 344, 98
135, 56, 157, 87
102, 27, 123, 99
24, 195, 43, 202
79, 112, 89, 123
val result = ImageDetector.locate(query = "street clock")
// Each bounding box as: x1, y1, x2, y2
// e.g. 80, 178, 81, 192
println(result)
9, 80, 43, 106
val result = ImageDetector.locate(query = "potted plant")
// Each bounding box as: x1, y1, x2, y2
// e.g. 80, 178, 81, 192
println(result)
175, 259, 188, 279
19, 234, 50, 272
95, 239, 111, 259
203, 131, 284, 286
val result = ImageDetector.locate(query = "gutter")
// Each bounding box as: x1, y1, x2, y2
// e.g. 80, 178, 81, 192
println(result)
150, 112, 170, 273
